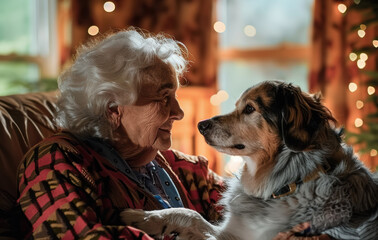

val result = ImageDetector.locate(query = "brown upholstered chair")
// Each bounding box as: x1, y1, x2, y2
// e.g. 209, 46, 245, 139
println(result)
0, 91, 58, 239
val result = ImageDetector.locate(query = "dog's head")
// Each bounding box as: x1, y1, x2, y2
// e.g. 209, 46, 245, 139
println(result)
198, 81, 336, 159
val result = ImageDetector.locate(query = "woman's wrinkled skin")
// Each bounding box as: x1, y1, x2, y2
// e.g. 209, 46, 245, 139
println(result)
109, 59, 184, 167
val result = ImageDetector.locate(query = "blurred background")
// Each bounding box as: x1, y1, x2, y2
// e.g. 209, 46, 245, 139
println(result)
0, 0, 376, 175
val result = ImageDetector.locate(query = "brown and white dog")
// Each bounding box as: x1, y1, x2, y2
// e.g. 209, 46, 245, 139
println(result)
122, 81, 378, 240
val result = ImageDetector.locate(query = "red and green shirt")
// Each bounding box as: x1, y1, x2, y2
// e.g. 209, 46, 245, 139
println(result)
17, 132, 224, 239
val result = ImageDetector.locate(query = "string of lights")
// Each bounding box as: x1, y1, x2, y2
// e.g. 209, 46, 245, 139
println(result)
339, 1, 378, 158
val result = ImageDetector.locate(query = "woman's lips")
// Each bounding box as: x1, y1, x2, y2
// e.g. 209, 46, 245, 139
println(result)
159, 122, 173, 134
159, 128, 171, 133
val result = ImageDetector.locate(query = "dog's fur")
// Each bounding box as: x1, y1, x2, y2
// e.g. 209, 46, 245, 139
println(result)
121, 81, 378, 240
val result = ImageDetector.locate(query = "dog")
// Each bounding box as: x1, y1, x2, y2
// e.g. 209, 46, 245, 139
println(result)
121, 81, 378, 240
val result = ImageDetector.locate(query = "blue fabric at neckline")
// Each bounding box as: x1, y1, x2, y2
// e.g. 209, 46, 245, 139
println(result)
84, 138, 183, 208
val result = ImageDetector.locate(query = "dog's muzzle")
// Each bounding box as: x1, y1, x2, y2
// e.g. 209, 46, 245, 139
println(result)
198, 119, 245, 149
198, 119, 212, 135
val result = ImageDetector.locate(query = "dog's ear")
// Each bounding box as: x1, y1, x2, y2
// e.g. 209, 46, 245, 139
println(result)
277, 84, 334, 151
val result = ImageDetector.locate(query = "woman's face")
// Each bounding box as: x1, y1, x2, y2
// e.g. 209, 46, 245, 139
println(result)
117, 60, 184, 151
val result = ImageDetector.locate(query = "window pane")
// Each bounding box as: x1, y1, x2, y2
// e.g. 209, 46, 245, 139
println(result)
0, 62, 40, 95
217, 0, 314, 48
219, 60, 309, 114
0, 0, 49, 55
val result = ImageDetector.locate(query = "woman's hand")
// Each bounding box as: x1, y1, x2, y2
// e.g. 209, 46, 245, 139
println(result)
273, 222, 332, 240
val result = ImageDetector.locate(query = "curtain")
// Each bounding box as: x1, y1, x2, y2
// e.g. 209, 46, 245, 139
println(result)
309, 0, 349, 123
309, 0, 377, 169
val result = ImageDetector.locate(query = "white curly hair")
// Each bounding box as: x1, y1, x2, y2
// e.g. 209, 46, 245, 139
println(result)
55, 28, 188, 140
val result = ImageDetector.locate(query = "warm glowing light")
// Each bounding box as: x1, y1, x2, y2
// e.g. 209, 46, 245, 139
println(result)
88, 25, 99, 36
367, 86, 375, 95
349, 53, 357, 61
337, 4, 347, 13
217, 90, 229, 101
244, 25, 256, 37
370, 149, 378, 157
360, 24, 367, 30
358, 29, 366, 38
356, 100, 364, 109
360, 53, 368, 61
104, 1, 115, 12
357, 59, 366, 69
210, 90, 229, 106
210, 95, 219, 106
214, 21, 226, 33
373, 40, 378, 48
354, 118, 363, 128
348, 82, 358, 92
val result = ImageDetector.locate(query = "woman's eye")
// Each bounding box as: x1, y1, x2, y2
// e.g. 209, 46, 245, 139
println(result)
162, 96, 169, 104
243, 104, 255, 114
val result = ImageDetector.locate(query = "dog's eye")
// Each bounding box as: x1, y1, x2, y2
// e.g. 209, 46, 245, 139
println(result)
243, 104, 255, 114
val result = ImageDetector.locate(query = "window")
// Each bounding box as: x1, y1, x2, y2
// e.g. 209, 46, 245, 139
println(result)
0, 0, 58, 95
216, 0, 314, 173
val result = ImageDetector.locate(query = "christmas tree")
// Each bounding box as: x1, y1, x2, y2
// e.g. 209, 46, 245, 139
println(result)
345, 0, 378, 170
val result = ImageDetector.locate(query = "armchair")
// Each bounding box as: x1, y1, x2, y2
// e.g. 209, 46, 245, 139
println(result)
0, 91, 58, 238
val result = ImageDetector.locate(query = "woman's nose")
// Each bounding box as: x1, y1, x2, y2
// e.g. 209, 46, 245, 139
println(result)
170, 98, 184, 120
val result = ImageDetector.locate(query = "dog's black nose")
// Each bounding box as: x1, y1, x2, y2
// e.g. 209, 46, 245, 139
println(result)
198, 120, 212, 134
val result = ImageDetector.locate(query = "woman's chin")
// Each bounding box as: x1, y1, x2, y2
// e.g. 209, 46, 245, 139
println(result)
153, 138, 172, 151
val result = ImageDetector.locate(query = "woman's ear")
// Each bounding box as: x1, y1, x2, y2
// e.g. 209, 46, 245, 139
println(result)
108, 104, 121, 130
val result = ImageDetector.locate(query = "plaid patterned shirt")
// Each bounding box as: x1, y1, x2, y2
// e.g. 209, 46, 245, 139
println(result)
17, 132, 224, 239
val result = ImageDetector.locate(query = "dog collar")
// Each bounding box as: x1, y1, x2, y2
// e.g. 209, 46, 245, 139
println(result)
271, 165, 326, 199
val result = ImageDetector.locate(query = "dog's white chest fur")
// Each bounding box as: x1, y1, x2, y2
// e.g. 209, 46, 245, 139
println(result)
221, 191, 292, 240
243, 156, 257, 176
221, 213, 284, 240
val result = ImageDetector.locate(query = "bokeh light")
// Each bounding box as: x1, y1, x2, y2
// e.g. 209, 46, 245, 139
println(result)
373, 40, 378, 48
357, 59, 366, 69
103, 1, 116, 13
349, 53, 357, 61
337, 4, 347, 13
370, 149, 378, 157
244, 25, 257, 37
356, 100, 364, 109
88, 25, 99, 36
210, 90, 229, 106
214, 21, 226, 33
360, 53, 368, 61
358, 29, 366, 38
367, 86, 375, 95
348, 82, 358, 92
354, 118, 363, 128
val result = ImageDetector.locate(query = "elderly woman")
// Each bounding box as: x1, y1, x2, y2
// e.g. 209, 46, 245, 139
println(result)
17, 28, 223, 239
17, 28, 333, 240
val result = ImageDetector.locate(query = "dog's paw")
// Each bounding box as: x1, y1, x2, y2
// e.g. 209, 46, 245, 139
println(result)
120, 208, 165, 238
120, 208, 216, 240
120, 209, 146, 227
